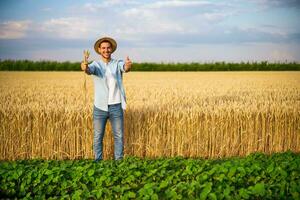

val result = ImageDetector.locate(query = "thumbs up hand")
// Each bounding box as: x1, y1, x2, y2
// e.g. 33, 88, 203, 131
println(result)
124, 56, 132, 72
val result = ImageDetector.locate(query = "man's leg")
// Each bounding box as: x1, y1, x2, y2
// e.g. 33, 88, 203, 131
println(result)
93, 106, 108, 161
108, 103, 124, 160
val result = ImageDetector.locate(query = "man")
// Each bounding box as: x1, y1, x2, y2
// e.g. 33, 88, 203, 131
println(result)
81, 36, 132, 161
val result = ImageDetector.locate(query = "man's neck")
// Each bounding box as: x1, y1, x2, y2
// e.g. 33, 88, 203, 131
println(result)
101, 56, 111, 64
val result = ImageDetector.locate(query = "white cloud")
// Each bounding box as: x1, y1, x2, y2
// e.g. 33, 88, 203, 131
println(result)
120, 9, 185, 35
242, 25, 288, 37
83, 0, 140, 12
203, 12, 233, 22
118, 1, 234, 38
0, 20, 31, 39
143, 0, 214, 9
119, 0, 236, 38
35, 0, 239, 43
39, 17, 99, 39
83, 3, 102, 12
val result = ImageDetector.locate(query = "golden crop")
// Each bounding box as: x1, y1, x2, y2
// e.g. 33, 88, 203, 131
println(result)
0, 72, 299, 160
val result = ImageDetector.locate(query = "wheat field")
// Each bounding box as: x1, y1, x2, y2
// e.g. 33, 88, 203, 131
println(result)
0, 71, 299, 160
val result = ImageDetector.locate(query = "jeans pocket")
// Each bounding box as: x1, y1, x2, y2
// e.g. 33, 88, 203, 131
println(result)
93, 105, 108, 119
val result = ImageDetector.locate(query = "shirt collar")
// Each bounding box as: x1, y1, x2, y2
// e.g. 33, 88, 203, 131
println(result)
99, 58, 114, 66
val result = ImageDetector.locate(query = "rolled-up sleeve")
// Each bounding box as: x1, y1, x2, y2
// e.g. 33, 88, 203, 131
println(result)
87, 61, 102, 76
117, 60, 125, 73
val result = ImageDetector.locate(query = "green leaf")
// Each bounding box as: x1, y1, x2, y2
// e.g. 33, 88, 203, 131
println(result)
200, 174, 208, 182
134, 171, 142, 177
95, 189, 103, 199
61, 181, 68, 189
228, 166, 236, 178
72, 190, 83, 200
266, 163, 274, 173
127, 191, 136, 198
208, 167, 217, 175
20, 182, 26, 196
125, 175, 135, 183
88, 169, 94, 176
151, 193, 159, 200
165, 189, 178, 199
208, 192, 217, 200
12, 171, 19, 180
129, 163, 138, 169
200, 182, 212, 200
252, 183, 265, 196
45, 169, 53, 175
223, 185, 231, 197
113, 185, 122, 193
239, 188, 250, 199
159, 180, 168, 189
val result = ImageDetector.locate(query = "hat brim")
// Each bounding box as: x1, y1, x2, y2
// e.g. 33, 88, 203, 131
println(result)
94, 37, 117, 55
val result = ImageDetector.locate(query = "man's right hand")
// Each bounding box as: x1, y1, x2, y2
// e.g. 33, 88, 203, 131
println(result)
81, 62, 88, 71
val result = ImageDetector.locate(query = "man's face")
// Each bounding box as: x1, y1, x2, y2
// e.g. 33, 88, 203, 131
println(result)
98, 41, 112, 59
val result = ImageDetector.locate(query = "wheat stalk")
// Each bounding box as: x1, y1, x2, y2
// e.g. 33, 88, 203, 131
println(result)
83, 50, 90, 105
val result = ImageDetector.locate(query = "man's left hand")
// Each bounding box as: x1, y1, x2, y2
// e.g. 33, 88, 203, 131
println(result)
124, 56, 132, 72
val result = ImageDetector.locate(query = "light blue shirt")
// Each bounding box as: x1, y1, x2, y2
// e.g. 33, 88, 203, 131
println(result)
87, 59, 126, 111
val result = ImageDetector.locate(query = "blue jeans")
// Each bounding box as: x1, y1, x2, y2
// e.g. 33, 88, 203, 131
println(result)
93, 103, 124, 161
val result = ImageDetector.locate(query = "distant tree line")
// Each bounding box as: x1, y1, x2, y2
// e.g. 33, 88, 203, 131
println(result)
0, 60, 299, 71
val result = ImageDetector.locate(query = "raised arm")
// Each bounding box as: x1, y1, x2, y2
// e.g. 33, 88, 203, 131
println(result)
81, 61, 103, 77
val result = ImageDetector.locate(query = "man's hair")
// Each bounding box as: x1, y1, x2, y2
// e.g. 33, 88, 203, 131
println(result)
99, 40, 112, 47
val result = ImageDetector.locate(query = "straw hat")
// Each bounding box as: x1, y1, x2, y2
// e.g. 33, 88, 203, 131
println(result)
94, 37, 117, 55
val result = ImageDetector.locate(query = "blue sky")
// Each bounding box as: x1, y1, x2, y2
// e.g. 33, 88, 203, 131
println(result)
0, 0, 299, 62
